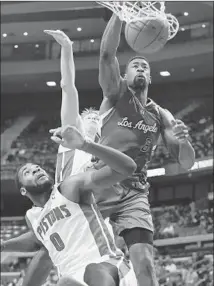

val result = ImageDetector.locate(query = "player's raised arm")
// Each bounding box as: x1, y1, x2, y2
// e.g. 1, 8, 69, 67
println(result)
159, 107, 195, 170
50, 125, 137, 191
44, 30, 84, 132
99, 13, 123, 99
1, 231, 40, 253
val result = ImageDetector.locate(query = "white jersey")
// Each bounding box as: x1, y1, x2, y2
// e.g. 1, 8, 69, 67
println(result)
26, 187, 122, 278
56, 145, 92, 184
55, 108, 113, 184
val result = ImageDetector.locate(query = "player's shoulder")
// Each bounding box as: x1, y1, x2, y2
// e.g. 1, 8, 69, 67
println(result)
157, 105, 175, 128
59, 173, 84, 203
25, 206, 41, 222
25, 211, 34, 230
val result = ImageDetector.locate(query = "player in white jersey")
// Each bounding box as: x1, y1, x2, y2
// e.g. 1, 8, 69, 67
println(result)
42, 30, 100, 183
2, 125, 138, 286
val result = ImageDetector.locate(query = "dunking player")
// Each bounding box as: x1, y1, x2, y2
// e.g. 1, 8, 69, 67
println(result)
2, 125, 138, 286
94, 14, 195, 286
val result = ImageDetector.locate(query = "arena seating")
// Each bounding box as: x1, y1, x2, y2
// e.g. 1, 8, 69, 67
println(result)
1, 117, 17, 134
1, 249, 213, 286
149, 99, 213, 168
152, 205, 213, 240
155, 252, 213, 286
3, 114, 60, 179
0, 219, 27, 241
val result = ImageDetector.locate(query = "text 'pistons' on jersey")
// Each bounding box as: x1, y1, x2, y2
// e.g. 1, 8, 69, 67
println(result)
26, 187, 123, 278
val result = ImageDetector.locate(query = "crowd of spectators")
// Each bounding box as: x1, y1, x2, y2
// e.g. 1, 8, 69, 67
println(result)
149, 113, 213, 168
1, 251, 213, 286
152, 204, 213, 240
3, 114, 60, 178
155, 252, 213, 286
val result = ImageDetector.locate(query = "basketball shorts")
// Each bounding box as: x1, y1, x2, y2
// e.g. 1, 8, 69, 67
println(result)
98, 188, 154, 236
65, 256, 138, 286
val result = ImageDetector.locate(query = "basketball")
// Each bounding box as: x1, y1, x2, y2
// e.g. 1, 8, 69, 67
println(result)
125, 16, 169, 54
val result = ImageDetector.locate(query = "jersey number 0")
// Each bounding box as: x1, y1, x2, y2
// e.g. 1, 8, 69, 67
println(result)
50, 232, 65, 251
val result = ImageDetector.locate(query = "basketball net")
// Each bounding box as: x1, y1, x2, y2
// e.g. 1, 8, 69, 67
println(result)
97, 1, 179, 40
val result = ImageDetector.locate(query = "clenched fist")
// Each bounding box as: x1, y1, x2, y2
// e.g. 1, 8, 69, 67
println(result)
49, 125, 87, 150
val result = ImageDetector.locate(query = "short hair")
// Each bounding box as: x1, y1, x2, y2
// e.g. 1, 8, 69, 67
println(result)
15, 164, 26, 190
81, 107, 99, 119
126, 56, 150, 71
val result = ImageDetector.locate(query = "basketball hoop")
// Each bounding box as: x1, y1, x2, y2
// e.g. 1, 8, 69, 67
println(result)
97, 1, 179, 40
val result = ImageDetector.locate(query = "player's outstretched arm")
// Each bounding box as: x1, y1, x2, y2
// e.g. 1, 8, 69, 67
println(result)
44, 30, 83, 132
22, 247, 53, 286
159, 108, 195, 170
99, 13, 123, 101
50, 125, 137, 192
1, 231, 40, 253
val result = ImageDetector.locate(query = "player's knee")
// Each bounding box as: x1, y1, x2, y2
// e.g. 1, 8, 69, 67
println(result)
130, 243, 154, 273
141, 250, 154, 272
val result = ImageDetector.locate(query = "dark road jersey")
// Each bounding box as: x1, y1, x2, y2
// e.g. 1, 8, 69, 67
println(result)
98, 89, 163, 192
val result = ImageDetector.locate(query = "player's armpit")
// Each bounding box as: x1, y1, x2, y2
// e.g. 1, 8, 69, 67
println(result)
22, 247, 53, 286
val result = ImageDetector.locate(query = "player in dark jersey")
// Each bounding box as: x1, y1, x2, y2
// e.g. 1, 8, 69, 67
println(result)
96, 13, 195, 286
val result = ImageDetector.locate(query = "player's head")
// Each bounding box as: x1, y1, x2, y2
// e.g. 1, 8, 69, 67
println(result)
125, 56, 151, 90
15, 163, 53, 199
81, 108, 100, 138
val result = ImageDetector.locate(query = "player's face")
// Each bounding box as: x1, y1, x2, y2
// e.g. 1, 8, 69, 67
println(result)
126, 59, 151, 89
83, 113, 100, 137
18, 163, 53, 194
